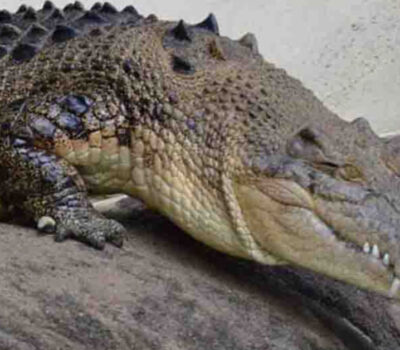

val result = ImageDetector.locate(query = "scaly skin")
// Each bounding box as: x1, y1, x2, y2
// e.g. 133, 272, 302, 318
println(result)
0, 2, 400, 299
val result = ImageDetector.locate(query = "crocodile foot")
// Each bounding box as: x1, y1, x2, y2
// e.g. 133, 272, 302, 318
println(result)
37, 209, 125, 249
0, 141, 126, 250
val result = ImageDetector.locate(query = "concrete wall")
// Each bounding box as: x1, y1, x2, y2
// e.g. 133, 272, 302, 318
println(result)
2, 0, 400, 136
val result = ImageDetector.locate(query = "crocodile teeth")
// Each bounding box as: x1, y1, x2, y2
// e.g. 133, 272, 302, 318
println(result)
363, 242, 371, 254
383, 253, 390, 266
372, 244, 380, 259
389, 277, 400, 297
362, 242, 390, 268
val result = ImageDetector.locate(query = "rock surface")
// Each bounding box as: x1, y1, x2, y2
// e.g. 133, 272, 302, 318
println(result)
0, 197, 398, 350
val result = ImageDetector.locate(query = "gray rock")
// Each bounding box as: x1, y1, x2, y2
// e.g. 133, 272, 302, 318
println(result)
0, 197, 397, 350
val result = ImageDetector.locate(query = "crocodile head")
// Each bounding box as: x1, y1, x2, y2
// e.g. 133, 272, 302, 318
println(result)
154, 18, 400, 298
235, 119, 400, 299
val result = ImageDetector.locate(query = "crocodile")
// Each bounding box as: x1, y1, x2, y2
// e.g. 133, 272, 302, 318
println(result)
0, 1, 400, 300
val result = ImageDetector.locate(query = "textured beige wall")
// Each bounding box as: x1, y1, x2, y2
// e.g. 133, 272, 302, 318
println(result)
2, 0, 400, 136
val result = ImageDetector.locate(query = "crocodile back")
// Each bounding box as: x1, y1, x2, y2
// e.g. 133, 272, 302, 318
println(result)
0, 1, 143, 63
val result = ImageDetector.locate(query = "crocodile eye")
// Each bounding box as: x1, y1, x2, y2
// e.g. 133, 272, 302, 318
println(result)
336, 164, 364, 182
313, 161, 340, 176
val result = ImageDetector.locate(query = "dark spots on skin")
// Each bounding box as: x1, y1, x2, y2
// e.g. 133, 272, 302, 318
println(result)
122, 58, 133, 74
172, 55, 195, 74
249, 111, 258, 120
168, 92, 179, 104
133, 70, 141, 80
1, 121, 10, 131
157, 105, 165, 121
89, 28, 103, 37
61, 63, 75, 73
187, 118, 196, 130
117, 128, 130, 146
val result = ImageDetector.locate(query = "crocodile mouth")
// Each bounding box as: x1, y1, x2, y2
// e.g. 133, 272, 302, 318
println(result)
312, 197, 400, 298
324, 223, 400, 298
234, 178, 400, 299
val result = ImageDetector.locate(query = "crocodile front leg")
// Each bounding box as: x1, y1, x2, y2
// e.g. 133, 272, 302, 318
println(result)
0, 139, 125, 249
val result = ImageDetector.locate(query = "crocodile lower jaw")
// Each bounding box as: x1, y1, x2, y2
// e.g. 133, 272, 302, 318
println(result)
234, 181, 400, 299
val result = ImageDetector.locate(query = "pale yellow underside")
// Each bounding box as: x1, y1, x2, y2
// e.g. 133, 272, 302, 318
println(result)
61, 128, 274, 262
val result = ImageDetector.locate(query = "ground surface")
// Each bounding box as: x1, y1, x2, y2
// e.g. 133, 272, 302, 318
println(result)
0, 197, 398, 350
